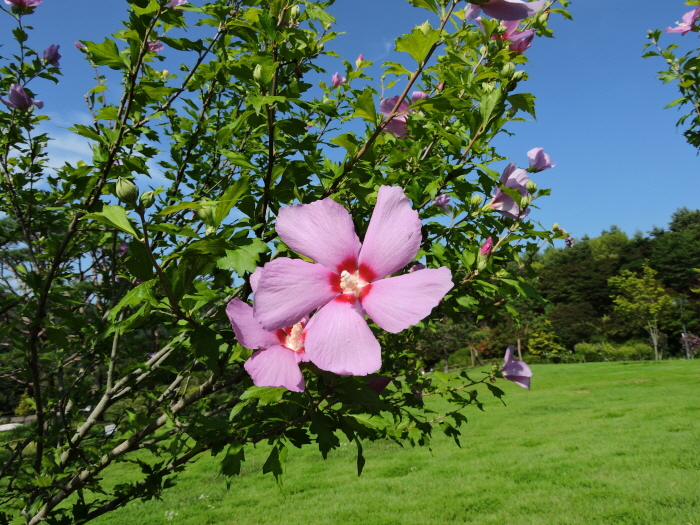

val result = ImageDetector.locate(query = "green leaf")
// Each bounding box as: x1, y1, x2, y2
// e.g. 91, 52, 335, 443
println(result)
213, 176, 249, 226
159, 201, 203, 216
109, 280, 157, 321
262, 443, 287, 489
124, 240, 155, 281
216, 238, 269, 276
406, 0, 439, 14
84, 205, 139, 237
147, 224, 200, 238
355, 438, 365, 476
84, 39, 127, 70
486, 383, 506, 406
395, 21, 440, 64
240, 386, 286, 405
383, 61, 413, 77
480, 88, 502, 124
330, 133, 361, 156
219, 442, 245, 488
352, 87, 377, 122
351, 414, 390, 430
507, 93, 537, 119
190, 326, 224, 372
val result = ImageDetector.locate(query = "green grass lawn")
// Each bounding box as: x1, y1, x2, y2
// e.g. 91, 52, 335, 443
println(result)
82, 361, 700, 524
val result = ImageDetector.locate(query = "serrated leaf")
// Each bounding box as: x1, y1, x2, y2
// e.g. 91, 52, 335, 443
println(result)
351, 414, 390, 430
241, 386, 286, 405
84, 39, 127, 70
262, 443, 287, 489
395, 22, 440, 64
406, 0, 438, 14
213, 176, 249, 226
109, 280, 157, 321
352, 87, 377, 122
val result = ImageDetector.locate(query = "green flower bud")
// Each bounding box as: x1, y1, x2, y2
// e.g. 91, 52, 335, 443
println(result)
470, 194, 483, 207
289, 5, 300, 19
519, 196, 530, 210
526, 180, 537, 194
512, 70, 526, 82
196, 205, 215, 224
501, 62, 515, 79
140, 191, 155, 209
552, 222, 559, 231
253, 64, 263, 84
116, 177, 139, 206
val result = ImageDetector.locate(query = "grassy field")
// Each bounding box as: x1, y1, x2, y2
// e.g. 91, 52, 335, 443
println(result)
82, 360, 700, 525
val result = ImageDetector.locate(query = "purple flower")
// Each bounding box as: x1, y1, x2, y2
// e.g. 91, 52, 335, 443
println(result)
118, 241, 128, 257
527, 147, 555, 172
480, 237, 494, 256
227, 271, 310, 392
432, 194, 451, 212
253, 186, 453, 376
507, 28, 534, 52
148, 41, 164, 53
564, 236, 575, 248
467, 0, 547, 21
166, 0, 187, 11
665, 7, 700, 35
379, 91, 428, 138
490, 163, 530, 219
502, 345, 532, 389
1, 84, 43, 110
331, 72, 346, 87
4, 0, 42, 7
408, 263, 426, 273
42, 45, 61, 67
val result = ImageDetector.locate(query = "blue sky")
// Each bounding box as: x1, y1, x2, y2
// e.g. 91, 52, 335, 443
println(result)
3, 0, 699, 242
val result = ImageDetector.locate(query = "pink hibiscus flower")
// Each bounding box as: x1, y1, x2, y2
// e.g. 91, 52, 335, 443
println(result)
253, 186, 453, 376
467, 0, 547, 21
1, 84, 43, 110
5, 0, 42, 7
665, 7, 700, 35
379, 91, 428, 138
490, 162, 530, 219
227, 269, 309, 392
527, 147, 555, 172
502, 345, 532, 389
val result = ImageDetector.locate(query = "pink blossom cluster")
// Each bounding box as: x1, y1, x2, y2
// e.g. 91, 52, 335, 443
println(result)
227, 187, 454, 391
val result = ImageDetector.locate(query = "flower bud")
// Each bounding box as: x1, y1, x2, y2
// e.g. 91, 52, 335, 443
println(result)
116, 177, 139, 206
519, 196, 530, 210
162, 70, 169, 77
289, 4, 300, 19
470, 194, 483, 207
512, 70, 526, 82
500, 62, 515, 79
253, 64, 263, 84
552, 223, 559, 230
525, 180, 537, 194
196, 205, 214, 224
140, 191, 155, 209
355, 53, 364, 69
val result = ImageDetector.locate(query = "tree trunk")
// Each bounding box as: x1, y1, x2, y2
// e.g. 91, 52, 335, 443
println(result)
443, 349, 449, 373
648, 325, 660, 361
469, 343, 475, 368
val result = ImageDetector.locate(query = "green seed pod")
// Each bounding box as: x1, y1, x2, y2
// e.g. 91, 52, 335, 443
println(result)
116, 177, 139, 206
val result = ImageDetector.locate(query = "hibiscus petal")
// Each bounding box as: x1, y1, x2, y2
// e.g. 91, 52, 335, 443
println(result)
360, 267, 453, 333
383, 118, 408, 138
359, 186, 422, 279
249, 266, 263, 293
226, 298, 281, 350
253, 258, 338, 331
480, 0, 546, 21
244, 345, 305, 392
276, 198, 361, 273
304, 299, 381, 375
379, 95, 410, 117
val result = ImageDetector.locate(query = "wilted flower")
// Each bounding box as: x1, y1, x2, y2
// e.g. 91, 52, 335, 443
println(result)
564, 236, 575, 248
467, 0, 547, 21
331, 72, 346, 87
490, 163, 530, 219
227, 271, 309, 392
379, 91, 428, 138
480, 237, 494, 256
527, 147, 555, 172
432, 194, 451, 212
148, 41, 164, 53
1, 84, 43, 110
502, 345, 532, 389
4, 0, 42, 7
253, 186, 453, 376
665, 7, 700, 35
42, 45, 61, 67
